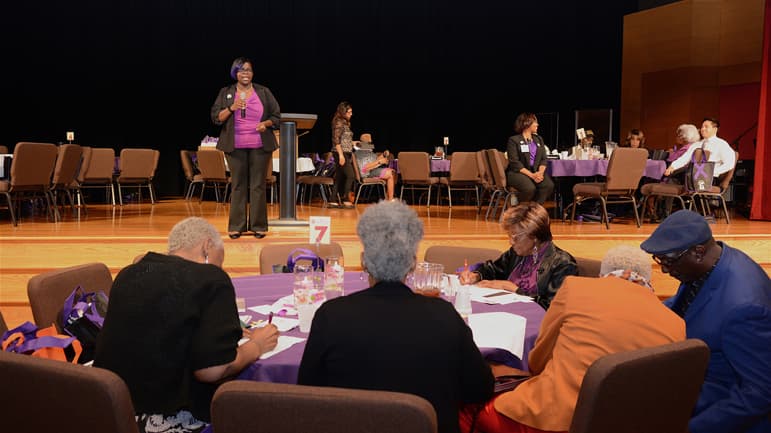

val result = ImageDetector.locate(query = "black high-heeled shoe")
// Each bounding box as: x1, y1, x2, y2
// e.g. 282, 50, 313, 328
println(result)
253, 232, 266, 239
228, 232, 242, 239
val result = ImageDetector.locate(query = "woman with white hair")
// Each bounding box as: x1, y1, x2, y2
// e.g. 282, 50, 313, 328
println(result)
599, 244, 653, 289
95, 217, 278, 433
298, 201, 494, 433
646, 123, 702, 222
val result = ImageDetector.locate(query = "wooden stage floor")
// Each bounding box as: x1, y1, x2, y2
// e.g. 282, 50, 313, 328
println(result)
2, 197, 770, 329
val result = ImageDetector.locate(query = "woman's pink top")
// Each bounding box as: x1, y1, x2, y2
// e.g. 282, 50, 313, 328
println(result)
234, 91, 264, 149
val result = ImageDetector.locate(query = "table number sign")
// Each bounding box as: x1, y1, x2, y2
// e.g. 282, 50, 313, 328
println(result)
309, 216, 331, 244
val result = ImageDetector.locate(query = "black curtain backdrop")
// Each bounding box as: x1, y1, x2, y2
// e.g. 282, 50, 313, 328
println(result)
2, 0, 638, 196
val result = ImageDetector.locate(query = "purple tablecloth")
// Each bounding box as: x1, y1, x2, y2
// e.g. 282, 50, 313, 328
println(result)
547, 159, 665, 180
233, 272, 545, 384
390, 158, 451, 175
430, 159, 451, 172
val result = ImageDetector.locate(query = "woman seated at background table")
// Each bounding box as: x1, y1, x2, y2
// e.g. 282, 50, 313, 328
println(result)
298, 201, 494, 433
664, 123, 701, 183
644, 124, 701, 222
460, 245, 685, 433
356, 149, 396, 201
622, 128, 653, 158
95, 217, 278, 433
505, 112, 554, 204
459, 202, 577, 310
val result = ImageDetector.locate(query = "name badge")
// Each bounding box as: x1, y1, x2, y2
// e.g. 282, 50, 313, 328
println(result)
520, 144, 530, 153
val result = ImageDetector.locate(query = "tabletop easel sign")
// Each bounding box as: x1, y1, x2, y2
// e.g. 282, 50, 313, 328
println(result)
309, 216, 331, 244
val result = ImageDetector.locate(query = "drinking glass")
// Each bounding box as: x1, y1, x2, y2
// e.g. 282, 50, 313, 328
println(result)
454, 285, 472, 322
323, 256, 345, 300
413, 262, 443, 297
293, 264, 325, 332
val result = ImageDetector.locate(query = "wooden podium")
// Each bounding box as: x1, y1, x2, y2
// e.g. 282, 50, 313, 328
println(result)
269, 113, 317, 227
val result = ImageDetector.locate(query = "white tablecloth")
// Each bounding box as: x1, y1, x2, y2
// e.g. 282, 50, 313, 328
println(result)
272, 157, 315, 173
0, 154, 12, 178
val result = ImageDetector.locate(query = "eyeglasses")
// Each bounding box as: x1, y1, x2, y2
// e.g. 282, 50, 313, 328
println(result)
509, 231, 529, 243
652, 247, 691, 267
237, 68, 253, 74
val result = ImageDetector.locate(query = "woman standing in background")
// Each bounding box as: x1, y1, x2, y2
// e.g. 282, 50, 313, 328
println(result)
328, 101, 356, 209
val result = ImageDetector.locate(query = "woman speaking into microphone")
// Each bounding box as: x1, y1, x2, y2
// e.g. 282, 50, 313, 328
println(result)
211, 56, 281, 239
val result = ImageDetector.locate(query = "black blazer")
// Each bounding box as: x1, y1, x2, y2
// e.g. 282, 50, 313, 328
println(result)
210, 83, 280, 153
506, 133, 549, 173
298, 281, 494, 433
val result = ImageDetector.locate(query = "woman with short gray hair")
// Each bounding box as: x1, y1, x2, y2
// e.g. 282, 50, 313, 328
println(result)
299, 201, 494, 433
96, 216, 278, 433
357, 199, 424, 283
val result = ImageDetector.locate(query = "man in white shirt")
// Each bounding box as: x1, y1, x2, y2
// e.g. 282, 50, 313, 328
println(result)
664, 117, 737, 181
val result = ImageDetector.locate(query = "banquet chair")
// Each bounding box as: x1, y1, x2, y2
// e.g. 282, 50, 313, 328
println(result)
484, 149, 519, 222
567, 147, 648, 229
476, 150, 495, 213
79, 147, 117, 206
423, 245, 501, 273
352, 149, 387, 205
196, 149, 230, 203
358, 133, 375, 150
0, 309, 8, 335
180, 150, 203, 200
397, 151, 439, 208
639, 148, 711, 223
690, 151, 738, 224
116, 148, 158, 205
259, 242, 344, 274
27, 262, 113, 331
575, 256, 601, 277
438, 151, 481, 209
569, 339, 709, 433
0, 142, 59, 226
296, 152, 335, 206
0, 351, 140, 433
211, 381, 437, 433
639, 182, 691, 223
266, 156, 277, 204
49, 144, 83, 220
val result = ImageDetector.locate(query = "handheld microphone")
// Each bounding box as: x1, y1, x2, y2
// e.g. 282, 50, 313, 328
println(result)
239, 92, 246, 118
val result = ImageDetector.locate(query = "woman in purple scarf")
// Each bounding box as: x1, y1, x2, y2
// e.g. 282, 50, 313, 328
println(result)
458, 203, 578, 309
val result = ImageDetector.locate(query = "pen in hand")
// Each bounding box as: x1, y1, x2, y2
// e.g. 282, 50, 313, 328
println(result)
268, 312, 274, 324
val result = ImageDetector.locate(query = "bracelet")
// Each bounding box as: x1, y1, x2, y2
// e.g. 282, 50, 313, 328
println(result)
227, 106, 234, 113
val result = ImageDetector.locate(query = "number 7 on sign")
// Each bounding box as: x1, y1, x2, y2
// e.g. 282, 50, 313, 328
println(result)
309, 216, 331, 244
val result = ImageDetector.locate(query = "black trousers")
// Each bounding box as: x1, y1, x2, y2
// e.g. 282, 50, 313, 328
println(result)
332, 151, 355, 202
506, 171, 554, 204
225, 148, 270, 232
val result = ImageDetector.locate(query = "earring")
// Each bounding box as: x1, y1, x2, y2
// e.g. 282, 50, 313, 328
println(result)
532, 245, 539, 262
359, 264, 368, 281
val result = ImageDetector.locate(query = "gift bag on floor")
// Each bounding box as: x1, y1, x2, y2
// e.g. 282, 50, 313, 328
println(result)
2, 321, 82, 363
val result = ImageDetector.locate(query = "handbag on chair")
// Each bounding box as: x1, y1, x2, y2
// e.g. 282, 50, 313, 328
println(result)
59, 286, 109, 363
685, 147, 715, 193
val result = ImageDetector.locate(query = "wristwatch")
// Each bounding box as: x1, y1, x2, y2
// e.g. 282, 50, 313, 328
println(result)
227, 106, 234, 113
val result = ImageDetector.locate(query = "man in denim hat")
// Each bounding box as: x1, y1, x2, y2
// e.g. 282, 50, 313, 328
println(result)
641, 210, 770, 433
